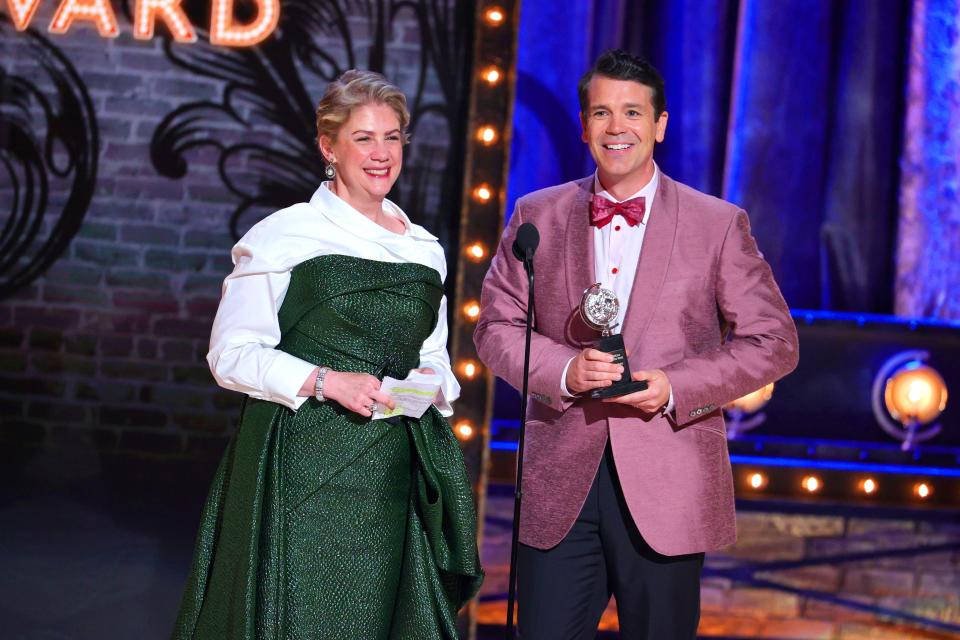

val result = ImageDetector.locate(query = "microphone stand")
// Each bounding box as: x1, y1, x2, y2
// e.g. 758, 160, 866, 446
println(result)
506, 251, 534, 639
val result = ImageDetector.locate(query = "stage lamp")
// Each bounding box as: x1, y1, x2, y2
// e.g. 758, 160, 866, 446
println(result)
859, 478, 878, 495
473, 184, 494, 202
481, 66, 502, 85
477, 126, 498, 145
747, 472, 767, 490
913, 482, 932, 499
724, 383, 774, 439
463, 301, 480, 320
872, 351, 948, 451
484, 7, 505, 25
801, 475, 821, 493
460, 360, 480, 379
466, 242, 487, 261
455, 420, 475, 439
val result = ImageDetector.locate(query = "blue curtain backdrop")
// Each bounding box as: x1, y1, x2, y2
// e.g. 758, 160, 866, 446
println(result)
507, 0, 912, 314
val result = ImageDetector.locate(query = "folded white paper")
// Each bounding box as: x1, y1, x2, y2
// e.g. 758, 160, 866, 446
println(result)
373, 370, 443, 420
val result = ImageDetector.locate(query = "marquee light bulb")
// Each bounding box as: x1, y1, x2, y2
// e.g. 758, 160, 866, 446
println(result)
210, 0, 280, 47
8, 0, 42, 31
477, 126, 498, 145
134, 0, 197, 42
801, 475, 821, 493
466, 243, 487, 261
484, 7, 505, 25
48, 0, 120, 37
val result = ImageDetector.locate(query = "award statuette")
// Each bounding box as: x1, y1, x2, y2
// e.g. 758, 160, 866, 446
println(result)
579, 283, 649, 399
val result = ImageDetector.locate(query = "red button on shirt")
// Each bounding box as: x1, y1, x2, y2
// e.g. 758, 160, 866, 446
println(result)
614, 225, 621, 231
611, 267, 619, 274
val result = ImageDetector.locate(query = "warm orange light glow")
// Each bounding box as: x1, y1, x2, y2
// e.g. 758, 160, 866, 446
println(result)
7, 0, 41, 30
455, 421, 474, 439
747, 472, 767, 490
463, 301, 481, 320
134, 0, 197, 41
801, 475, 821, 493
210, 0, 280, 47
473, 184, 494, 202
477, 126, 498, 145
484, 7, 505, 25
914, 482, 932, 499
481, 66, 502, 85
48, 0, 119, 37
466, 242, 487, 261
884, 364, 948, 425
860, 478, 878, 495
725, 382, 775, 414
460, 360, 480, 379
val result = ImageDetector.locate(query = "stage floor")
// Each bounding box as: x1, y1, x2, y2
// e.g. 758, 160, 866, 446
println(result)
1, 444, 958, 639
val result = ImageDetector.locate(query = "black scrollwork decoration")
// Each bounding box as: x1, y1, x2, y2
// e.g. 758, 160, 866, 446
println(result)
0, 17, 99, 300
147, 0, 473, 252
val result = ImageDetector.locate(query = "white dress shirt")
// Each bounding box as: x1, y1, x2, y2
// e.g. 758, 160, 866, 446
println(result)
560, 166, 674, 412
207, 182, 460, 416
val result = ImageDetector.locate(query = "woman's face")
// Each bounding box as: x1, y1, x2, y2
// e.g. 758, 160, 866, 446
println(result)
321, 102, 404, 204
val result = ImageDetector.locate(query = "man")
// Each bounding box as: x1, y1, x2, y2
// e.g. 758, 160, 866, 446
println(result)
474, 50, 799, 639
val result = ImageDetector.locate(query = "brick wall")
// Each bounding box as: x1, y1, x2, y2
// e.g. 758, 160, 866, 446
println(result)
0, 3, 463, 458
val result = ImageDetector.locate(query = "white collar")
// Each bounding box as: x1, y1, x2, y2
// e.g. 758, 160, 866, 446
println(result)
308, 182, 438, 243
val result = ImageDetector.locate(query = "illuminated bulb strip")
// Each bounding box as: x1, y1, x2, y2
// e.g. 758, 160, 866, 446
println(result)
8, 0, 41, 31
48, 0, 119, 37
134, 0, 197, 42
463, 301, 480, 320
210, 0, 280, 47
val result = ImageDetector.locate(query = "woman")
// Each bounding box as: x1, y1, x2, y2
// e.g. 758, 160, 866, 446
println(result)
171, 70, 483, 639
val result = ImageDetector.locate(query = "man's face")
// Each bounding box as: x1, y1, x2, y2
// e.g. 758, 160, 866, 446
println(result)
580, 76, 668, 194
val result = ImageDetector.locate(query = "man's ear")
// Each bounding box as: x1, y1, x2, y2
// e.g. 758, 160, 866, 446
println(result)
655, 111, 669, 143
580, 112, 589, 143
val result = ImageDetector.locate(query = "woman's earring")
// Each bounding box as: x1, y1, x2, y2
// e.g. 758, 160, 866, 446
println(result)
325, 163, 336, 179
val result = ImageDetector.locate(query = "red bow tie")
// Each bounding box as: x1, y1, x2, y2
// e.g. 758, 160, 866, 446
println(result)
589, 195, 646, 229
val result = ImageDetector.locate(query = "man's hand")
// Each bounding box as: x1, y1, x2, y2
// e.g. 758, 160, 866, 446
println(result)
602, 369, 671, 413
565, 348, 624, 395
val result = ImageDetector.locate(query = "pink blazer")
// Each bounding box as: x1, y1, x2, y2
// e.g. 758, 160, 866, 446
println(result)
474, 174, 799, 556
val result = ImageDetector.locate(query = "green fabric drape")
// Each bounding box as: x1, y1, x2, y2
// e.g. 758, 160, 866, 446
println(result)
172, 255, 483, 640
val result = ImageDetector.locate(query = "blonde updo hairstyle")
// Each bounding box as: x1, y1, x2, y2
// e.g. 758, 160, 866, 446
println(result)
315, 69, 411, 160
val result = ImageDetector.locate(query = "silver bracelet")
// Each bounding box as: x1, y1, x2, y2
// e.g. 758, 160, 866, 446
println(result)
314, 366, 329, 402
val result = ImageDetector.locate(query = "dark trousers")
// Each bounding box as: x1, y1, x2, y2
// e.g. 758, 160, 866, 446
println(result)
517, 446, 704, 640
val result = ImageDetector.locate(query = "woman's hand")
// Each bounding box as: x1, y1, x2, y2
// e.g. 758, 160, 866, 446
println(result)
322, 370, 396, 417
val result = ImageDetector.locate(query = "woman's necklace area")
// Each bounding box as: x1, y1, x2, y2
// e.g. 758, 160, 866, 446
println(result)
330, 183, 391, 229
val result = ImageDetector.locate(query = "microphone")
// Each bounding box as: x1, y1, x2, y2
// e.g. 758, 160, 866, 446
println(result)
505, 220, 538, 640
511, 222, 539, 263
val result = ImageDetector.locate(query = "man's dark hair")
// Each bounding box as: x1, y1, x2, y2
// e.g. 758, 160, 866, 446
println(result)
578, 49, 666, 119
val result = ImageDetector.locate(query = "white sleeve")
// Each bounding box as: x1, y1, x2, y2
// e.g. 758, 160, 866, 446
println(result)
417, 294, 460, 417
206, 253, 317, 411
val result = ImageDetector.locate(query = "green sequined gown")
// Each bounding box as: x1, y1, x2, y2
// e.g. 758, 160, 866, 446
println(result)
172, 255, 484, 640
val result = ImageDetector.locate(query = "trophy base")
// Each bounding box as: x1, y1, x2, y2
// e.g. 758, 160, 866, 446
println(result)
590, 379, 649, 399
587, 333, 649, 399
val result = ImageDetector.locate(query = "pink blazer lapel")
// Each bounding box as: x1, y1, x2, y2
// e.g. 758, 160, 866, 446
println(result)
621, 174, 678, 343
564, 176, 597, 312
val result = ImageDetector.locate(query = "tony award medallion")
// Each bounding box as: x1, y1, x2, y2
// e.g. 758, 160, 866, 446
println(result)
579, 284, 649, 399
